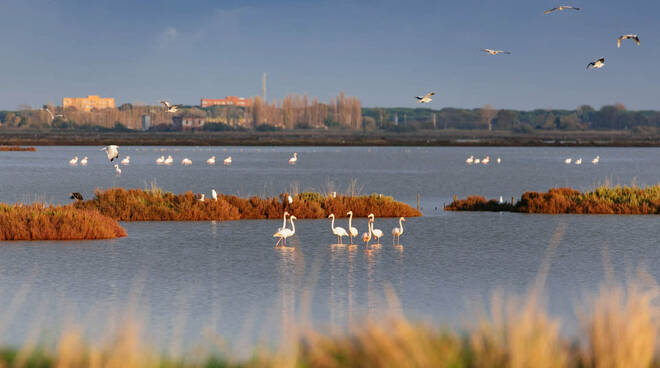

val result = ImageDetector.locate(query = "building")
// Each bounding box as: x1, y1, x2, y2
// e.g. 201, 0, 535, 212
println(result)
172, 116, 206, 131
141, 115, 151, 131
62, 95, 115, 112
201, 96, 252, 108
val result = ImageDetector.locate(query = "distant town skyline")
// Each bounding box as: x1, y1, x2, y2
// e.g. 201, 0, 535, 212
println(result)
1, 0, 659, 111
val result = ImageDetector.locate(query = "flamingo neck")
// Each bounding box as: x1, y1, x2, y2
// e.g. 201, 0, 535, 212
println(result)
330, 216, 335, 230
399, 219, 404, 234
348, 213, 353, 228
282, 214, 287, 229
289, 218, 295, 234
369, 221, 373, 236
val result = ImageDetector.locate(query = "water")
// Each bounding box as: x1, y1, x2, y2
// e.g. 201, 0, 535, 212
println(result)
1, 146, 660, 352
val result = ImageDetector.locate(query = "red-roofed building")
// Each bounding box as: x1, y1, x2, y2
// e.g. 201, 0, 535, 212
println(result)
201, 96, 252, 107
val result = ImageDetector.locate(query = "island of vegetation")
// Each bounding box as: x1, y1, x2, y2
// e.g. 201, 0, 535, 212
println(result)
0, 145, 36, 151
0, 203, 126, 240
74, 188, 421, 221
446, 186, 660, 214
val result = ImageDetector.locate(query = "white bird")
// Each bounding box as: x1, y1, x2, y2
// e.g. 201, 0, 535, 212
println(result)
223, 156, 232, 166
206, 156, 216, 165
415, 92, 435, 103
101, 145, 119, 162
592, 156, 600, 165
482, 156, 490, 165
156, 156, 165, 164
466, 155, 474, 164
121, 156, 130, 165
497, 157, 502, 164
575, 158, 582, 165
587, 57, 605, 70
164, 155, 174, 165
211, 189, 218, 201
362, 219, 373, 246
160, 100, 181, 113
181, 158, 192, 166
346, 211, 359, 244
367, 214, 384, 244
392, 217, 406, 246
114, 164, 121, 176
273, 215, 296, 247
618, 34, 640, 48
481, 49, 511, 55
288, 152, 298, 165
199, 194, 205, 202
564, 158, 572, 164
287, 195, 294, 204
474, 158, 481, 164
499, 196, 504, 204
69, 156, 79, 166
278, 211, 290, 232
328, 214, 349, 244
80, 156, 88, 166
544, 5, 580, 14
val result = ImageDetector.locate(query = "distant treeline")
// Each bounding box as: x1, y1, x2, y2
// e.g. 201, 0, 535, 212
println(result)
2, 99, 660, 133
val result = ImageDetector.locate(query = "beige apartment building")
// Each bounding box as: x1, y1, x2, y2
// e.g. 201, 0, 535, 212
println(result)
62, 95, 115, 112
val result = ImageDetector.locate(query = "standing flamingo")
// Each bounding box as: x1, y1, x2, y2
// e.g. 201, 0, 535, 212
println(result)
346, 211, 359, 244
288, 152, 298, 165
392, 217, 406, 245
114, 164, 121, 176
274, 215, 296, 247
207, 156, 216, 165
69, 156, 79, 166
80, 156, 88, 166
328, 214, 348, 244
367, 214, 384, 244
362, 219, 373, 246
278, 211, 289, 232
224, 156, 232, 166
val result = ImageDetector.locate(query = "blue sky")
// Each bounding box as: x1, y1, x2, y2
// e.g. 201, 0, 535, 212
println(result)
0, 0, 658, 110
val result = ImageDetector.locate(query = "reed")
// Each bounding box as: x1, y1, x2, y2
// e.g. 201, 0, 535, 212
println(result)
0, 203, 126, 240
75, 188, 422, 221
0, 146, 36, 152
446, 185, 660, 214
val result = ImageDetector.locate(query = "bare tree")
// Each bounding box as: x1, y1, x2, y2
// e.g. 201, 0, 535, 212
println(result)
481, 104, 497, 131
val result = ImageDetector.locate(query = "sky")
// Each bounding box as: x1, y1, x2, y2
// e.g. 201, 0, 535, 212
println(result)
0, 0, 659, 111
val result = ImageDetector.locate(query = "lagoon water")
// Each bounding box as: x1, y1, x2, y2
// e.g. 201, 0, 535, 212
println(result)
1, 146, 660, 352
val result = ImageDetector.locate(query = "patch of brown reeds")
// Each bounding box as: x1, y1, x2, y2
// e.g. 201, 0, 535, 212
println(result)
0, 146, 37, 151
0, 203, 126, 240
75, 188, 421, 221
444, 195, 515, 212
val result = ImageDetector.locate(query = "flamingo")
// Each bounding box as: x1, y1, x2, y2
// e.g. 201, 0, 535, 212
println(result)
474, 158, 481, 164
362, 219, 373, 246
346, 211, 359, 244
278, 211, 290, 232
114, 164, 121, 176
211, 189, 218, 201
367, 214, 384, 244
181, 158, 192, 165
224, 156, 232, 166
80, 156, 88, 166
164, 155, 174, 165
482, 156, 490, 165
564, 158, 572, 164
328, 214, 348, 244
101, 145, 119, 162
466, 155, 474, 164
497, 157, 502, 164
156, 156, 165, 164
274, 215, 296, 247
575, 158, 582, 165
206, 156, 216, 165
288, 152, 298, 165
592, 156, 600, 165
69, 156, 79, 166
392, 217, 406, 246
121, 156, 130, 165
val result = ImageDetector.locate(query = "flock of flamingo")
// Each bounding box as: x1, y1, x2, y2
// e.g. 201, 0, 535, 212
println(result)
465, 155, 501, 165
274, 211, 406, 248
565, 156, 599, 165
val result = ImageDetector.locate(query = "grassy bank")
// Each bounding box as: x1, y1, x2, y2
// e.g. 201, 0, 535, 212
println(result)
0, 204, 126, 240
446, 185, 660, 214
74, 188, 421, 221
0, 272, 656, 367
0, 145, 36, 151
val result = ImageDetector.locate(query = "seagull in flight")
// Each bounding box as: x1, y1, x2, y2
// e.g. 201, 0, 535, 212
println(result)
101, 145, 119, 162
160, 100, 181, 113
544, 6, 580, 14
415, 92, 435, 103
481, 49, 511, 55
617, 34, 640, 48
587, 57, 605, 70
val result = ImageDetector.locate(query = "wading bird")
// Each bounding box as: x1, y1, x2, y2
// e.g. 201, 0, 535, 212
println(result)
288, 152, 298, 165
481, 49, 511, 55
69, 156, 79, 166
362, 219, 373, 246
181, 158, 192, 166
415, 92, 435, 103
199, 194, 205, 202
346, 211, 359, 244
392, 217, 406, 246
618, 34, 640, 48
160, 100, 181, 113
121, 156, 130, 165
565, 158, 572, 164
278, 212, 290, 232
274, 215, 296, 247
114, 164, 121, 176
164, 155, 174, 165
224, 156, 232, 166
156, 156, 165, 164
206, 156, 216, 165
328, 214, 348, 244
70, 192, 83, 201
482, 156, 490, 165
368, 214, 384, 244
592, 156, 600, 164
544, 5, 580, 14
575, 158, 582, 165
497, 157, 502, 164
587, 57, 605, 70
101, 145, 119, 162
287, 195, 293, 204
211, 189, 218, 201
474, 158, 481, 164
466, 155, 474, 164
80, 156, 88, 166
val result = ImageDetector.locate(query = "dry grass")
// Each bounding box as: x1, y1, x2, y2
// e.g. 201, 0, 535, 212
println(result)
0, 203, 126, 240
75, 188, 421, 221
0, 146, 36, 152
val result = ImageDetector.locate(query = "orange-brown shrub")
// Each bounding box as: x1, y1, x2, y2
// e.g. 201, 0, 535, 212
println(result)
444, 195, 514, 212
0, 146, 36, 151
77, 189, 421, 221
0, 203, 126, 240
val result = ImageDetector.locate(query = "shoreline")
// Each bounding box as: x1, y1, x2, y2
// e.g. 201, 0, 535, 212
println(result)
2, 129, 660, 146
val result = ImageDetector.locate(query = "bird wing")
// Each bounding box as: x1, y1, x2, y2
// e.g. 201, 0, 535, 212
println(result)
617, 37, 622, 48
635, 36, 640, 45
160, 100, 171, 108
424, 92, 435, 99
598, 57, 605, 63
586, 62, 594, 70
544, 8, 558, 14
415, 96, 423, 100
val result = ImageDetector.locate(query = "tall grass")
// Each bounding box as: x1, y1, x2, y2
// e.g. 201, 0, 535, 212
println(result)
0, 146, 36, 152
446, 185, 660, 214
75, 188, 421, 221
0, 203, 126, 240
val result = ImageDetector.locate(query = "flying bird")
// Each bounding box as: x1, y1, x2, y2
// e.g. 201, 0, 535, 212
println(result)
617, 34, 640, 48
544, 5, 580, 14
101, 145, 119, 162
415, 92, 435, 103
481, 49, 511, 55
160, 100, 181, 113
587, 57, 605, 70
69, 192, 84, 201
